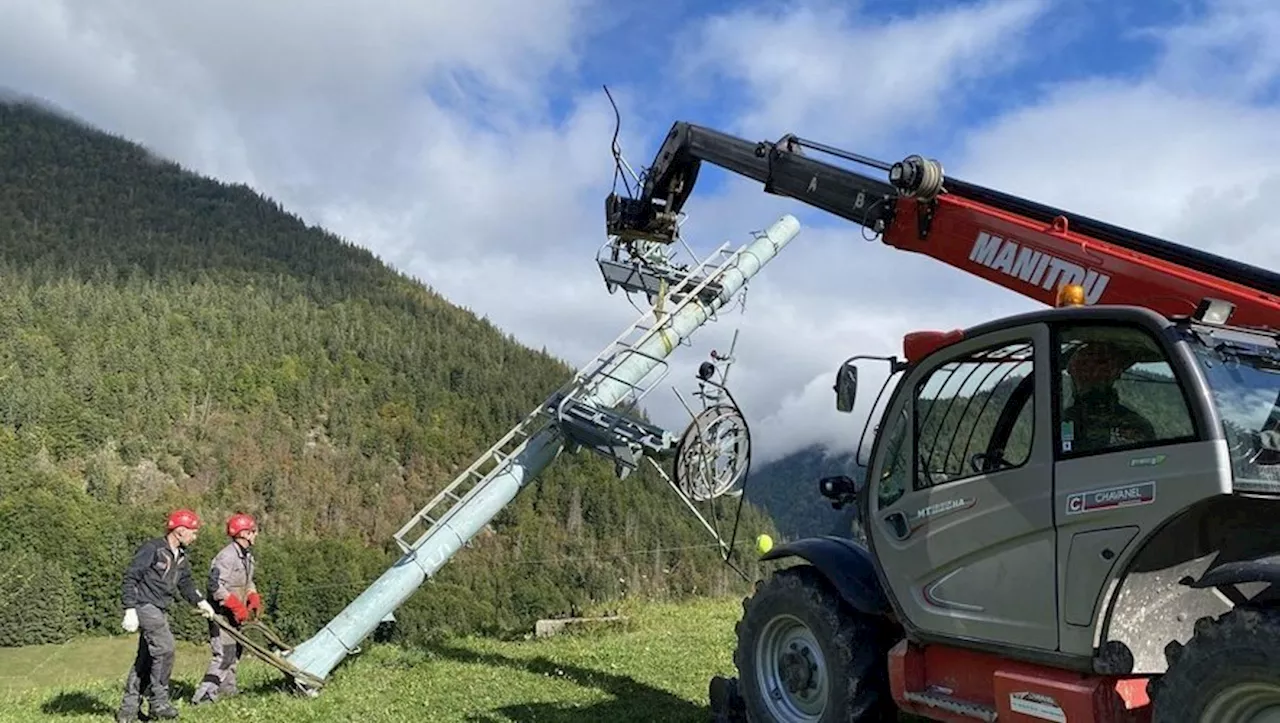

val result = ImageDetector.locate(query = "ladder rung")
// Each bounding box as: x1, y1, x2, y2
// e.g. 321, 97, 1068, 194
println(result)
390, 411, 550, 552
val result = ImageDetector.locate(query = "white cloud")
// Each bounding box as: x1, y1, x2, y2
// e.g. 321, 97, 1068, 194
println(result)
0, 0, 596, 195
679, 0, 1050, 146
1143, 0, 1280, 102
954, 62, 1280, 272
4, 0, 1279, 473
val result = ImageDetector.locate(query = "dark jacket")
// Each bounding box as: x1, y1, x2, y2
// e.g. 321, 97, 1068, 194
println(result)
1062, 387, 1157, 454
121, 537, 204, 611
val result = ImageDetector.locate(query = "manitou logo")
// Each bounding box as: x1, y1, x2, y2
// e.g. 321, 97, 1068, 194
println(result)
969, 231, 1110, 304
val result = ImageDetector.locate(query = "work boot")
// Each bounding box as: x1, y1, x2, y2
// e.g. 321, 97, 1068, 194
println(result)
189, 690, 216, 706
148, 705, 180, 720
115, 712, 137, 723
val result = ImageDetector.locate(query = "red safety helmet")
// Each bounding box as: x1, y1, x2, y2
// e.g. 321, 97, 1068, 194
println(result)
226, 513, 257, 538
166, 508, 201, 532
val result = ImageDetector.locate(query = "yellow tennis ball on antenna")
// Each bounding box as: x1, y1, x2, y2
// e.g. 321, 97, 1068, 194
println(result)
756, 534, 773, 555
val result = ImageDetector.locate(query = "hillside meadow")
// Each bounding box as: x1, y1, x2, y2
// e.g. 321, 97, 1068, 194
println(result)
0, 596, 742, 722
0, 98, 778, 651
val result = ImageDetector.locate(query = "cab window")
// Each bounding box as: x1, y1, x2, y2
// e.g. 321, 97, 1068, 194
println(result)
913, 340, 1036, 488
1056, 324, 1196, 457
875, 407, 910, 508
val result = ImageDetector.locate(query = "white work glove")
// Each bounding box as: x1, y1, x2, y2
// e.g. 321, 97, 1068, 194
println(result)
197, 600, 215, 619
122, 608, 139, 633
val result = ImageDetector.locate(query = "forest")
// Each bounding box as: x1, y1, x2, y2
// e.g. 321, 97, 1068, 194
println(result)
0, 99, 776, 649
743, 445, 860, 540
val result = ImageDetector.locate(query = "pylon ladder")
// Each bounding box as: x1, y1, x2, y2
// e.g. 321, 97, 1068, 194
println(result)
570, 241, 743, 410
391, 407, 551, 553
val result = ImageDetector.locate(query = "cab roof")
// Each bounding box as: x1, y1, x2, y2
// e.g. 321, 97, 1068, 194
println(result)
902, 305, 1175, 364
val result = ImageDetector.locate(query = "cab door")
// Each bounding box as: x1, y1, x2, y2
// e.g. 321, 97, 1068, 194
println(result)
867, 322, 1059, 651
1050, 318, 1219, 661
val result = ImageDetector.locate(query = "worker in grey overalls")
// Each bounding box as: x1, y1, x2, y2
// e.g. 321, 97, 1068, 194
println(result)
191, 512, 260, 705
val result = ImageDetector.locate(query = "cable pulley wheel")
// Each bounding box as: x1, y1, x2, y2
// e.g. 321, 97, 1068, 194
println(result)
674, 403, 751, 501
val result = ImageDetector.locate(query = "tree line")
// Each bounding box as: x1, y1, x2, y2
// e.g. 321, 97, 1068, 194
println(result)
0, 99, 776, 648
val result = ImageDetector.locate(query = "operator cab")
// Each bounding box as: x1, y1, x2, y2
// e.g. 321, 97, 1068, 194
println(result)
832, 293, 1280, 502
829, 291, 1280, 674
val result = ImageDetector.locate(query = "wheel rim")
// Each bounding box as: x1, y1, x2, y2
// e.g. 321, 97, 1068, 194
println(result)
1202, 682, 1280, 723
754, 613, 830, 723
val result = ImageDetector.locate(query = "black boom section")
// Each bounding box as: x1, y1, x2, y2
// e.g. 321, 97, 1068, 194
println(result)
655, 123, 898, 228
610, 122, 898, 243
760, 535, 892, 617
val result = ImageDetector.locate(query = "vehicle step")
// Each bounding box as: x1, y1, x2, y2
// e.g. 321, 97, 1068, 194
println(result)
903, 690, 998, 722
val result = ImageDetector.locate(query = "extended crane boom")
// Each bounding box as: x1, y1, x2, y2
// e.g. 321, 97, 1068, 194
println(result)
607, 122, 1280, 330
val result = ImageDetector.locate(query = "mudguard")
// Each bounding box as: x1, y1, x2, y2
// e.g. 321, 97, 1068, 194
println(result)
760, 535, 892, 617
1188, 552, 1280, 591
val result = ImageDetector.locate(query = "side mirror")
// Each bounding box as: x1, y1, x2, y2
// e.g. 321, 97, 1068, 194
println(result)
834, 362, 858, 413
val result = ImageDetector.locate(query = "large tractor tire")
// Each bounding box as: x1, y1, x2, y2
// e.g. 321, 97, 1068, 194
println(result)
1149, 606, 1280, 723
733, 565, 897, 723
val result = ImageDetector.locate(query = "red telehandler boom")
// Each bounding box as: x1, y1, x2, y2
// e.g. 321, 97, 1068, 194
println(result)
607, 122, 1280, 722
608, 123, 1280, 326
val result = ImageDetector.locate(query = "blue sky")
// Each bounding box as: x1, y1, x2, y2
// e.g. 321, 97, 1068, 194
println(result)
565, 1, 1186, 156
2, 0, 1280, 462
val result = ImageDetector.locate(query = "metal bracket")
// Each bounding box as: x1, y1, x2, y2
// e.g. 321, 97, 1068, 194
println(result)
549, 392, 677, 479
916, 199, 936, 240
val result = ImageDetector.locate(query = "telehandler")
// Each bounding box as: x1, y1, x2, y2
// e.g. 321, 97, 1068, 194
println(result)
607, 122, 1280, 722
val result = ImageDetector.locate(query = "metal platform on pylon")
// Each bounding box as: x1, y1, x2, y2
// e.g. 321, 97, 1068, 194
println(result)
598, 256, 725, 306
595, 230, 729, 307
546, 391, 675, 479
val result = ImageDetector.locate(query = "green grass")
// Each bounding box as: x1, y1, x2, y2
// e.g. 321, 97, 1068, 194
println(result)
0, 597, 746, 722
0, 596, 931, 722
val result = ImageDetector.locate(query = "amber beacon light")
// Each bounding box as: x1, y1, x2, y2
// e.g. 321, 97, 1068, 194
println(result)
1056, 283, 1086, 307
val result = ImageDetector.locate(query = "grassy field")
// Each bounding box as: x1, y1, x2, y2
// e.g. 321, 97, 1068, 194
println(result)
0, 596, 752, 722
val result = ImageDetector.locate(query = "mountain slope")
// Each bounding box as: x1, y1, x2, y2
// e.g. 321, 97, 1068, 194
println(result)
743, 444, 862, 540
0, 98, 774, 648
